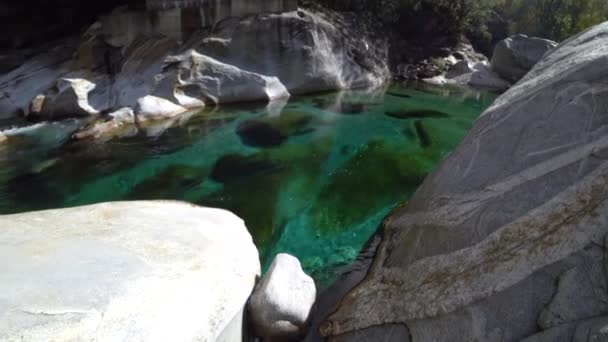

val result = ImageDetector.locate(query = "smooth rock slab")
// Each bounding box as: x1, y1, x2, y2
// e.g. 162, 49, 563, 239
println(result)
0, 201, 260, 342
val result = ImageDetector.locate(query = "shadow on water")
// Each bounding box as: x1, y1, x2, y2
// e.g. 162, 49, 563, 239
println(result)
0, 83, 496, 287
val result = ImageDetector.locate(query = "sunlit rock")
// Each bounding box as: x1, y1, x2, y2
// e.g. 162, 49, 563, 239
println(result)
135, 95, 187, 119
157, 50, 290, 105
250, 253, 316, 341
0, 201, 260, 341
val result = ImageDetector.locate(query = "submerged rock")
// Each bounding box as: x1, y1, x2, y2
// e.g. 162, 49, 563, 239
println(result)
236, 120, 287, 148
491, 34, 557, 82
386, 109, 448, 119
0, 201, 260, 341
250, 253, 317, 341
320, 21, 608, 341
210, 154, 281, 184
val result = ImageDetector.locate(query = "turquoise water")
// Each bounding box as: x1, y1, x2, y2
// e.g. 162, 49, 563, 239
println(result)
0, 83, 495, 286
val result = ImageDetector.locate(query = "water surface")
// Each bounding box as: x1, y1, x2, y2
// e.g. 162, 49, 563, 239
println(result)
0, 83, 495, 286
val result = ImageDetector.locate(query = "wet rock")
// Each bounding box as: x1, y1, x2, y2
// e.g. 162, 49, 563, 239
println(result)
250, 253, 316, 341
386, 109, 448, 119
0, 201, 260, 341
236, 120, 287, 148
491, 34, 558, 82
73, 108, 137, 141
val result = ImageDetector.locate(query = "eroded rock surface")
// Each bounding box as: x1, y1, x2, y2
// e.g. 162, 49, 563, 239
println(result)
320, 21, 608, 341
0, 201, 260, 341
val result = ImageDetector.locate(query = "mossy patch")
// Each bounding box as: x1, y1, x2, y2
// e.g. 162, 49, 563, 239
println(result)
310, 140, 428, 235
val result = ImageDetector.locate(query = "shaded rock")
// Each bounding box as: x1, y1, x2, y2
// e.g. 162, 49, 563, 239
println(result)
236, 120, 287, 148
135, 95, 187, 120
0, 46, 72, 118
572, 316, 608, 341
328, 324, 410, 342
0, 201, 260, 341
157, 50, 290, 105
320, 21, 608, 339
538, 245, 608, 329
35, 78, 101, 119
250, 253, 316, 341
0, 132, 6, 144
491, 34, 557, 82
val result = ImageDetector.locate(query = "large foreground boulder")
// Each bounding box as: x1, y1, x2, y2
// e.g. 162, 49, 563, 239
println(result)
0, 201, 260, 341
318, 21, 608, 341
250, 254, 317, 341
491, 34, 557, 82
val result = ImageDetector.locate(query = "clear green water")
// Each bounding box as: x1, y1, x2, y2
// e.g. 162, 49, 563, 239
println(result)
0, 83, 495, 287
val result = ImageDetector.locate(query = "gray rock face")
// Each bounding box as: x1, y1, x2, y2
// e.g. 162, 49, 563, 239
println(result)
195, 9, 389, 95
34, 78, 102, 119
250, 253, 317, 340
319, 21, 608, 341
0, 201, 260, 341
491, 34, 557, 82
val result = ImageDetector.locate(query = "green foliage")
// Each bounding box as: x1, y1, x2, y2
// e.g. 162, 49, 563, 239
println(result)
494, 0, 608, 40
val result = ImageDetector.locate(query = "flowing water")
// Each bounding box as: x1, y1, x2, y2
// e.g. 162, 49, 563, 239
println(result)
0, 83, 496, 287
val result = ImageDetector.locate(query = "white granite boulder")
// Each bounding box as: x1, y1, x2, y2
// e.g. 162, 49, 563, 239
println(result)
250, 253, 316, 340
0, 201, 260, 341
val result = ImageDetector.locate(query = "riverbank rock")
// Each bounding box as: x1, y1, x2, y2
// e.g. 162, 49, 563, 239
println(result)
0, 131, 6, 143
250, 254, 317, 341
0, 201, 260, 341
424, 60, 511, 91
490, 34, 557, 82
33, 78, 102, 120
194, 8, 389, 95
0, 44, 73, 119
158, 50, 290, 105
318, 21, 608, 341
135, 95, 187, 119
